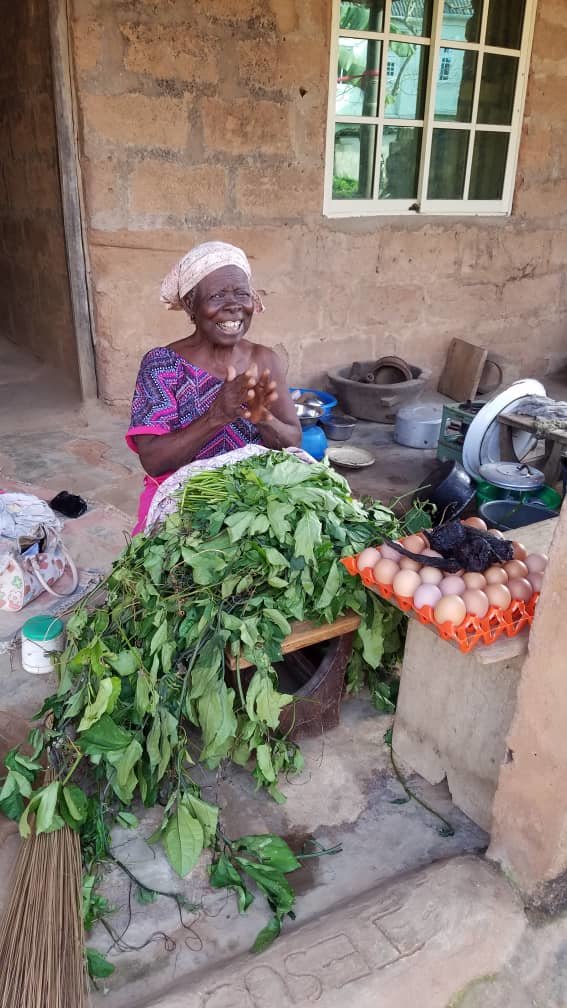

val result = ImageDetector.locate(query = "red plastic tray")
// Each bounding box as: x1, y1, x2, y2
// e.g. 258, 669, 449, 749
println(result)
342, 552, 538, 654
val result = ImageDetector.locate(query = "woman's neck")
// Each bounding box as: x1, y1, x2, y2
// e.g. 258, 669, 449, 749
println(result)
173, 331, 252, 377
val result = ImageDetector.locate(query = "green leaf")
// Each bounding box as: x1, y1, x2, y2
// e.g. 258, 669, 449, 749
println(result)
0, 773, 26, 821
116, 810, 139, 829
108, 650, 140, 677
252, 915, 281, 953
266, 500, 292, 542
209, 854, 253, 913
294, 512, 322, 564
255, 744, 275, 783
86, 949, 115, 979
262, 609, 291, 637
36, 780, 61, 836
235, 858, 296, 916
162, 806, 204, 877
224, 511, 253, 542
316, 564, 342, 611
235, 835, 300, 873
182, 794, 218, 846
62, 785, 88, 824
78, 677, 119, 732
150, 620, 168, 655
79, 714, 132, 754
136, 886, 157, 905
146, 715, 161, 770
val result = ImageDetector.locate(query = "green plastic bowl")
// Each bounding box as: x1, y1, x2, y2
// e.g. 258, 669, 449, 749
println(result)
475, 480, 561, 510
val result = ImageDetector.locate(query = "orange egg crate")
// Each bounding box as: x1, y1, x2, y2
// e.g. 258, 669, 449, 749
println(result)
342, 553, 538, 654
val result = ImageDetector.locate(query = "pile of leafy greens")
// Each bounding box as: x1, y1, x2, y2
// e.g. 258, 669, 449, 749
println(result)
0, 451, 408, 972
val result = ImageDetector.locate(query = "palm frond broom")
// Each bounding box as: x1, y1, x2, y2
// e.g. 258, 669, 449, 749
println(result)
0, 770, 88, 1008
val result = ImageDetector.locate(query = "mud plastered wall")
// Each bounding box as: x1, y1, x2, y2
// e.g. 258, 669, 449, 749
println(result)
71, 0, 567, 409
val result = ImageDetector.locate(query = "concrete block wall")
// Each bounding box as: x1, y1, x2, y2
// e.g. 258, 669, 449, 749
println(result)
70, 0, 567, 410
0, 0, 78, 384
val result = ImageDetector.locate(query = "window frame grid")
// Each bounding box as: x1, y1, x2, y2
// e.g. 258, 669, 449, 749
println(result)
323, 0, 539, 217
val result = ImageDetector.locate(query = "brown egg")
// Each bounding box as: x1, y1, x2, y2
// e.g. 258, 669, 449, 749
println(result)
401, 534, 426, 554
357, 547, 382, 572
434, 594, 466, 628
399, 557, 422, 572
393, 569, 422, 598
510, 541, 527, 561
529, 572, 544, 593
508, 577, 533, 602
488, 528, 505, 539
525, 553, 548, 574
373, 558, 399, 585
462, 588, 489, 618
420, 566, 444, 585
462, 516, 488, 531
505, 559, 529, 580
463, 572, 487, 590
485, 583, 512, 610
485, 565, 508, 585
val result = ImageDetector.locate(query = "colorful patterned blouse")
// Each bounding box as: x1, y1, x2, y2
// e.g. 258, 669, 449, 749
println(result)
126, 346, 261, 458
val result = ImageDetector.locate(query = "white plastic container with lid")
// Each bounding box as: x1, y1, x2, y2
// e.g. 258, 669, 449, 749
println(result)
21, 615, 65, 674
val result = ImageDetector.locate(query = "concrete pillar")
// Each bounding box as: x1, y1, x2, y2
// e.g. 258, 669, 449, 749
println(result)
489, 501, 567, 910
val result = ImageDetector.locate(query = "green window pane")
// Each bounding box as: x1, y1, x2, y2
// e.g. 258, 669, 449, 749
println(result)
340, 0, 385, 32
478, 53, 518, 125
337, 38, 382, 117
390, 0, 433, 37
441, 0, 483, 43
333, 124, 378, 199
435, 48, 477, 122
469, 131, 510, 199
486, 0, 526, 50
385, 43, 429, 119
379, 126, 422, 198
428, 128, 470, 198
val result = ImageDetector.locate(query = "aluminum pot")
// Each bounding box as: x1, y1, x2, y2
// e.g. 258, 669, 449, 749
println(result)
394, 403, 442, 449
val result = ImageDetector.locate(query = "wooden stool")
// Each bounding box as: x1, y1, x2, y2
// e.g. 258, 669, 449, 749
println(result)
226, 613, 360, 740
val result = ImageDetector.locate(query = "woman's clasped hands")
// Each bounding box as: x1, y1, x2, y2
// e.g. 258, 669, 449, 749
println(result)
216, 364, 279, 425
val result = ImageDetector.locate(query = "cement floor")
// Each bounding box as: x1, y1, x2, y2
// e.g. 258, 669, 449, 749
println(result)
3, 338, 567, 1007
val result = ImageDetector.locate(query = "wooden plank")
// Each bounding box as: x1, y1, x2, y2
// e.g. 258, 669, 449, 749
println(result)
226, 612, 361, 671
48, 0, 98, 400
499, 412, 567, 447
438, 338, 488, 403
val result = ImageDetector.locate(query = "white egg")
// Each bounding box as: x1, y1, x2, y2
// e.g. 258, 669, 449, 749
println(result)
414, 583, 442, 611
440, 575, 466, 597
380, 542, 403, 562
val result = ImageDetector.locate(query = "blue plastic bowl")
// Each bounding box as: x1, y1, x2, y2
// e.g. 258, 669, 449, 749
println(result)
289, 388, 337, 418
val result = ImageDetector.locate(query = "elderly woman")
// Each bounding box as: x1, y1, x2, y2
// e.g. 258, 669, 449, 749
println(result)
126, 242, 302, 532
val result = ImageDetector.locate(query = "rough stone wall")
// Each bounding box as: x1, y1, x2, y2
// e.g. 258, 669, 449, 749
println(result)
71, 0, 567, 410
0, 0, 78, 384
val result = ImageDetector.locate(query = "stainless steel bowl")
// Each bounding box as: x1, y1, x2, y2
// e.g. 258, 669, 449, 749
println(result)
296, 404, 323, 429
320, 413, 357, 441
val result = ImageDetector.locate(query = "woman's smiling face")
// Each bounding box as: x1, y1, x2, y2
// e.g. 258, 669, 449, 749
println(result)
189, 265, 254, 347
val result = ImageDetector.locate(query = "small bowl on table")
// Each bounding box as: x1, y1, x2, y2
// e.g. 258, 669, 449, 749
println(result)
320, 412, 357, 441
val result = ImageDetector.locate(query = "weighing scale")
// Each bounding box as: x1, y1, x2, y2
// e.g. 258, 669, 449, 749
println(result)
436, 401, 485, 464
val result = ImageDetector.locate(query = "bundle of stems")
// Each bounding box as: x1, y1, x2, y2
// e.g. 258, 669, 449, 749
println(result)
0, 771, 87, 1008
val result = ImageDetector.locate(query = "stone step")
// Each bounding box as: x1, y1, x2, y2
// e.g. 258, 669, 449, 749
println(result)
138, 856, 525, 1008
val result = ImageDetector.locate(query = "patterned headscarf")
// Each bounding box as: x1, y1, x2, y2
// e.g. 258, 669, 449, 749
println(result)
160, 241, 265, 313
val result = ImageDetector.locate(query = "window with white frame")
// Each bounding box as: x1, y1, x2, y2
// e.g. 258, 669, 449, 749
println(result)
325, 0, 537, 216
438, 47, 452, 80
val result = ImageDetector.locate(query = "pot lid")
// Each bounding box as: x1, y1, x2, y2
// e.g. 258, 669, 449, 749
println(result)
462, 379, 546, 479
478, 462, 545, 490
396, 403, 443, 422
